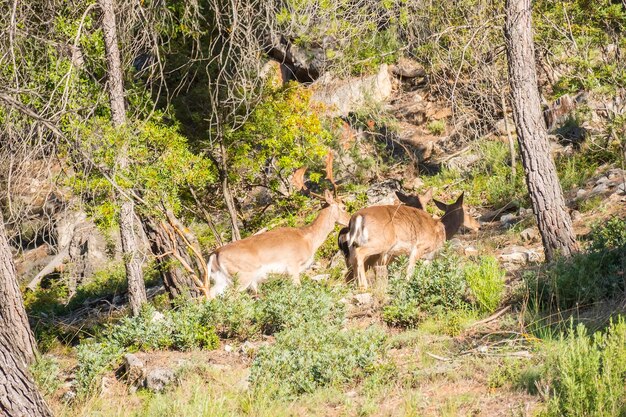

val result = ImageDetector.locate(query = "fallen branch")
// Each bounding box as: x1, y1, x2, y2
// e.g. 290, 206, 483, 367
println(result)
26, 245, 69, 290
426, 352, 452, 362
469, 305, 512, 328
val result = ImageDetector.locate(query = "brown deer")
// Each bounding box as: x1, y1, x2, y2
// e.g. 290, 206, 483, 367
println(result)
346, 192, 480, 289
207, 157, 350, 298
337, 189, 433, 273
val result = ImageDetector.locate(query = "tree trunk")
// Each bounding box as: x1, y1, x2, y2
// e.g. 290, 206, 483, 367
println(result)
100, 0, 147, 315
0, 334, 52, 417
504, 0, 579, 261
219, 143, 240, 241
141, 217, 203, 299
0, 213, 52, 417
0, 212, 37, 366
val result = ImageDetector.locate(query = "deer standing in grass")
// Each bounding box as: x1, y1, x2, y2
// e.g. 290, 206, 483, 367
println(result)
346, 192, 480, 289
207, 158, 350, 298
337, 189, 433, 274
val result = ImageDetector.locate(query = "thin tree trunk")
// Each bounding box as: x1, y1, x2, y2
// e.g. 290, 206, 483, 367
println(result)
500, 91, 517, 179
0, 211, 37, 367
100, 0, 147, 315
220, 143, 240, 241
0, 213, 52, 417
504, 0, 579, 261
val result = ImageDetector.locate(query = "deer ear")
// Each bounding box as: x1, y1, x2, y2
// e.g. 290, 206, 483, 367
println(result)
420, 188, 433, 205
433, 199, 448, 212
396, 191, 423, 210
396, 191, 409, 203
454, 192, 465, 206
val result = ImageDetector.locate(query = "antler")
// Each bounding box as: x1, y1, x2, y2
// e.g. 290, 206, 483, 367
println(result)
291, 166, 326, 200
325, 151, 338, 198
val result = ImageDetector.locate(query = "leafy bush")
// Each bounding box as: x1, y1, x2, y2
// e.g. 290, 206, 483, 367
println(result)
250, 322, 387, 397
254, 278, 346, 334
75, 340, 125, 395
528, 218, 625, 309
426, 120, 446, 135
464, 256, 506, 314
541, 319, 626, 417
383, 251, 470, 327
30, 356, 61, 396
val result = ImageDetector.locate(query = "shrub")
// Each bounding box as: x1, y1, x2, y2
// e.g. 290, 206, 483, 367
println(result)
464, 256, 506, 314
250, 322, 387, 397
254, 278, 346, 334
75, 340, 125, 395
30, 356, 61, 396
426, 120, 446, 135
383, 251, 470, 327
541, 319, 626, 417
528, 218, 625, 309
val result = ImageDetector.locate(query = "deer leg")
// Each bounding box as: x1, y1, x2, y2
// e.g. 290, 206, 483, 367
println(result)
406, 247, 421, 278
354, 247, 369, 290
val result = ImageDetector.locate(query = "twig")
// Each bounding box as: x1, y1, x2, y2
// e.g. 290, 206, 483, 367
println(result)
469, 305, 512, 328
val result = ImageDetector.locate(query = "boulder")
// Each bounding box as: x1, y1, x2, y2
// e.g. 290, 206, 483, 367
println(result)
144, 368, 175, 393
311, 64, 393, 117
353, 293, 373, 305
123, 353, 145, 387
390, 58, 426, 79
520, 228, 539, 243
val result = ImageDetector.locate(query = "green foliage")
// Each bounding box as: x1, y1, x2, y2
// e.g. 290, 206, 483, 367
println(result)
384, 251, 508, 328
383, 251, 470, 328
250, 322, 387, 397
426, 120, 446, 136
226, 83, 331, 194
75, 340, 125, 396
464, 256, 506, 314
540, 319, 626, 417
254, 278, 346, 335
30, 356, 62, 396
276, 0, 409, 75
527, 218, 625, 310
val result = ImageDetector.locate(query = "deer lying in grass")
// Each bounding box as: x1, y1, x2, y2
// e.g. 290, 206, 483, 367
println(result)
337, 189, 433, 273
207, 159, 350, 298
346, 192, 480, 289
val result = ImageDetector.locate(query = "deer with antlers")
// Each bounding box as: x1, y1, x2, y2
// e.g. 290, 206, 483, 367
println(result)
346, 192, 480, 289
207, 154, 350, 298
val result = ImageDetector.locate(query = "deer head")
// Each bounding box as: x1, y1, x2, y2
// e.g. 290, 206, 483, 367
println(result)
433, 192, 481, 239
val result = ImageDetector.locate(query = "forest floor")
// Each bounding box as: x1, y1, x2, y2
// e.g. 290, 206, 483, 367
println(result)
37, 181, 625, 417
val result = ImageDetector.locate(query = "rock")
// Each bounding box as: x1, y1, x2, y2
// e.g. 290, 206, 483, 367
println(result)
570, 210, 582, 222
595, 176, 610, 185
589, 182, 609, 197
520, 228, 539, 243
311, 64, 393, 117
518, 207, 533, 217
464, 246, 479, 256
448, 238, 464, 253
100, 376, 114, 396
123, 353, 145, 386
406, 177, 425, 190
498, 246, 530, 265
500, 213, 518, 226
391, 58, 426, 79
311, 273, 330, 282
447, 153, 480, 172
353, 293, 373, 305
616, 183, 626, 196
144, 368, 175, 393
576, 189, 587, 199
224, 344, 234, 353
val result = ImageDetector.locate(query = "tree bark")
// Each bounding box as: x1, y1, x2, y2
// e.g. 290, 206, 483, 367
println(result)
219, 143, 241, 241
0, 334, 52, 417
141, 217, 203, 300
0, 213, 52, 417
0, 211, 37, 366
100, 0, 147, 315
504, 0, 579, 261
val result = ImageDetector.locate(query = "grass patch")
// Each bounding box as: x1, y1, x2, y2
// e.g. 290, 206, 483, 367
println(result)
383, 250, 507, 328
540, 319, 626, 417
527, 217, 625, 311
